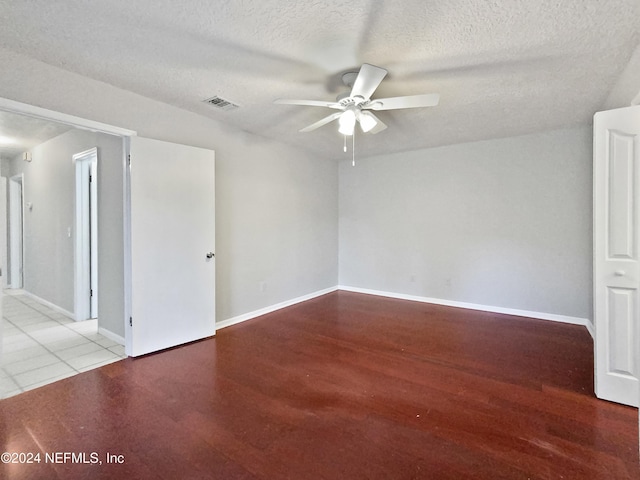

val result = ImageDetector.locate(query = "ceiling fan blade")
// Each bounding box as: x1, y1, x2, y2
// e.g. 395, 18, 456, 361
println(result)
299, 111, 343, 132
274, 99, 342, 109
366, 93, 440, 111
350, 64, 388, 100
366, 112, 387, 134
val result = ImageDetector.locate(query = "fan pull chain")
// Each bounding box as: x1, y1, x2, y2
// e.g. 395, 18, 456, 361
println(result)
343, 135, 347, 152
352, 131, 355, 167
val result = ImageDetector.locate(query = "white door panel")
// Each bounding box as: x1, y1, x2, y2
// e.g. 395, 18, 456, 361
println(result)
130, 137, 215, 357
594, 105, 640, 406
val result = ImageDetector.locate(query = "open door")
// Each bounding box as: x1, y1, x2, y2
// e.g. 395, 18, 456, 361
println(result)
594, 105, 640, 407
129, 137, 215, 356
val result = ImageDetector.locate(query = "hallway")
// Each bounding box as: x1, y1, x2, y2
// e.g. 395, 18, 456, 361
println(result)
1, 292, 125, 399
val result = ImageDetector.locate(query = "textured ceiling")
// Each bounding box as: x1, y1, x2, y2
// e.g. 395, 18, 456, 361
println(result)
0, 0, 638, 159
0, 110, 72, 160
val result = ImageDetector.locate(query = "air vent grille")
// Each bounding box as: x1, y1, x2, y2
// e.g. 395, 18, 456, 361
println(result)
202, 96, 239, 111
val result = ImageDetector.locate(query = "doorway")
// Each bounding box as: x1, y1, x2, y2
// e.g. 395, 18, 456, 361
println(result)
0, 100, 133, 397
0, 97, 217, 362
73, 148, 98, 321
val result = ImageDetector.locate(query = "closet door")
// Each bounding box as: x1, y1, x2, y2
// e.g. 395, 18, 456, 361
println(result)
593, 105, 640, 406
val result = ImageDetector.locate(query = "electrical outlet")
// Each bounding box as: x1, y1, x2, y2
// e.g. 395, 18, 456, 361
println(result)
259, 281, 266, 292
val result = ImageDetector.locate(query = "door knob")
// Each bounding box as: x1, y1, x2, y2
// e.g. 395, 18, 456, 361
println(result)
614, 270, 625, 276
206, 252, 215, 259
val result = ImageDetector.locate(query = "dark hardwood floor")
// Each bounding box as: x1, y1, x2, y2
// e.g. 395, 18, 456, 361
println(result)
1, 291, 637, 479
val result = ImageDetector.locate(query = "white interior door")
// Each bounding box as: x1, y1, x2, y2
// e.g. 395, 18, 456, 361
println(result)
594, 105, 640, 407
129, 137, 215, 357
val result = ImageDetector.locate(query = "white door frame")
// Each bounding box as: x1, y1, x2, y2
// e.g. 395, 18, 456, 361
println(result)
8, 174, 24, 289
0, 97, 136, 344
73, 147, 98, 321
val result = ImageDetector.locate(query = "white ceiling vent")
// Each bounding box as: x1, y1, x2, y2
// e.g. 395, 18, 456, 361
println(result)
202, 95, 239, 111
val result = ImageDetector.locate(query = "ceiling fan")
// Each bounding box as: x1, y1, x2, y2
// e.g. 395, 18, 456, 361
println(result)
274, 63, 440, 136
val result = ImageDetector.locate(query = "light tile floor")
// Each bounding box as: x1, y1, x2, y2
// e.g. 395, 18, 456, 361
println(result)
1, 291, 126, 399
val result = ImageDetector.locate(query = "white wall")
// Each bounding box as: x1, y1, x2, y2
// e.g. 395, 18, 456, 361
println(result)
11, 139, 73, 312
14, 135, 74, 313
0, 46, 339, 325
216, 140, 338, 320
9, 129, 124, 336
94, 133, 126, 337
339, 126, 593, 322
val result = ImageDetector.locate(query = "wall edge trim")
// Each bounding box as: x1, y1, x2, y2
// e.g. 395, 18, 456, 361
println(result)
217, 286, 339, 330
585, 320, 595, 339
338, 285, 591, 327
21, 290, 74, 320
97, 327, 125, 346
216, 284, 592, 334
0, 96, 137, 137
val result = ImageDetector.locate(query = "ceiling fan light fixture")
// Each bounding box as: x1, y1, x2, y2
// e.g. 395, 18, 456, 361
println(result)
358, 111, 378, 133
274, 63, 439, 139
338, 109, 356, 136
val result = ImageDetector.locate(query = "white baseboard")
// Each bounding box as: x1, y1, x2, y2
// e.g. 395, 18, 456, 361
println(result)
3, 288, 25, 296
217, 286, 339, 330
216, 284, 593, 335
584, 320, 595, 339
98, 327, 125, 346
16, 290, 127, 344
21, 290, 75, 320
338, 285, 591, 328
